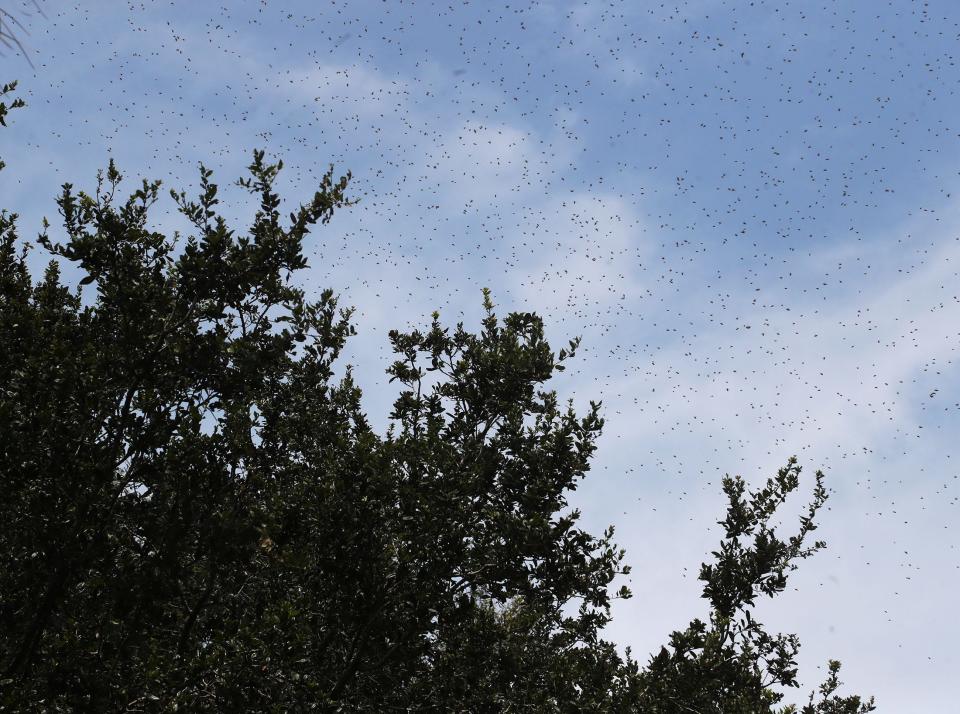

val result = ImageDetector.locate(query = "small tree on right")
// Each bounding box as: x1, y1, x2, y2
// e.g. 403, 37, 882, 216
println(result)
630, 458, 875, 713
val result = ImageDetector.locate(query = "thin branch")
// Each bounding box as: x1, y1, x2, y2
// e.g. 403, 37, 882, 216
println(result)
0, 3, 43, 69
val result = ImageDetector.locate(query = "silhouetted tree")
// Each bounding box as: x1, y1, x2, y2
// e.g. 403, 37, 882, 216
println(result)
0, 83, 873, 712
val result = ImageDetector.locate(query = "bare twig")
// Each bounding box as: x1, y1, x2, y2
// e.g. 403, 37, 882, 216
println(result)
0, 2, 46, 69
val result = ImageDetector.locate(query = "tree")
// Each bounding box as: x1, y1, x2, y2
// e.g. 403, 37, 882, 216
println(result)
0, 82, 872, 712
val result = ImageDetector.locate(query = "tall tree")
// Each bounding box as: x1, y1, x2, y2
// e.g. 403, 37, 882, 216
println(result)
0, 83, 872, 712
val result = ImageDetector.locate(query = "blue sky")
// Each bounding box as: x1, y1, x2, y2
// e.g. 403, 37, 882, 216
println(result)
2, 0, 959, 708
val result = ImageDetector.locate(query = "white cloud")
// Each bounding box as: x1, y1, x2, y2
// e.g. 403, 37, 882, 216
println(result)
568, 200, 960, 709
421, 120, 548, 205
510, 193, 647, 317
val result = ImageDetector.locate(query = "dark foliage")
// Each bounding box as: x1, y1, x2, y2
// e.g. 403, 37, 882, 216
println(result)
0, 83, 872, 712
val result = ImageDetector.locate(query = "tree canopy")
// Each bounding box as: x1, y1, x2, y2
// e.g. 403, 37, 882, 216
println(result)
0, 81, 873, 712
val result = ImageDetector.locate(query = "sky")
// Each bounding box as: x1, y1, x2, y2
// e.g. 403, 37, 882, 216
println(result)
2, 0, 959, 708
